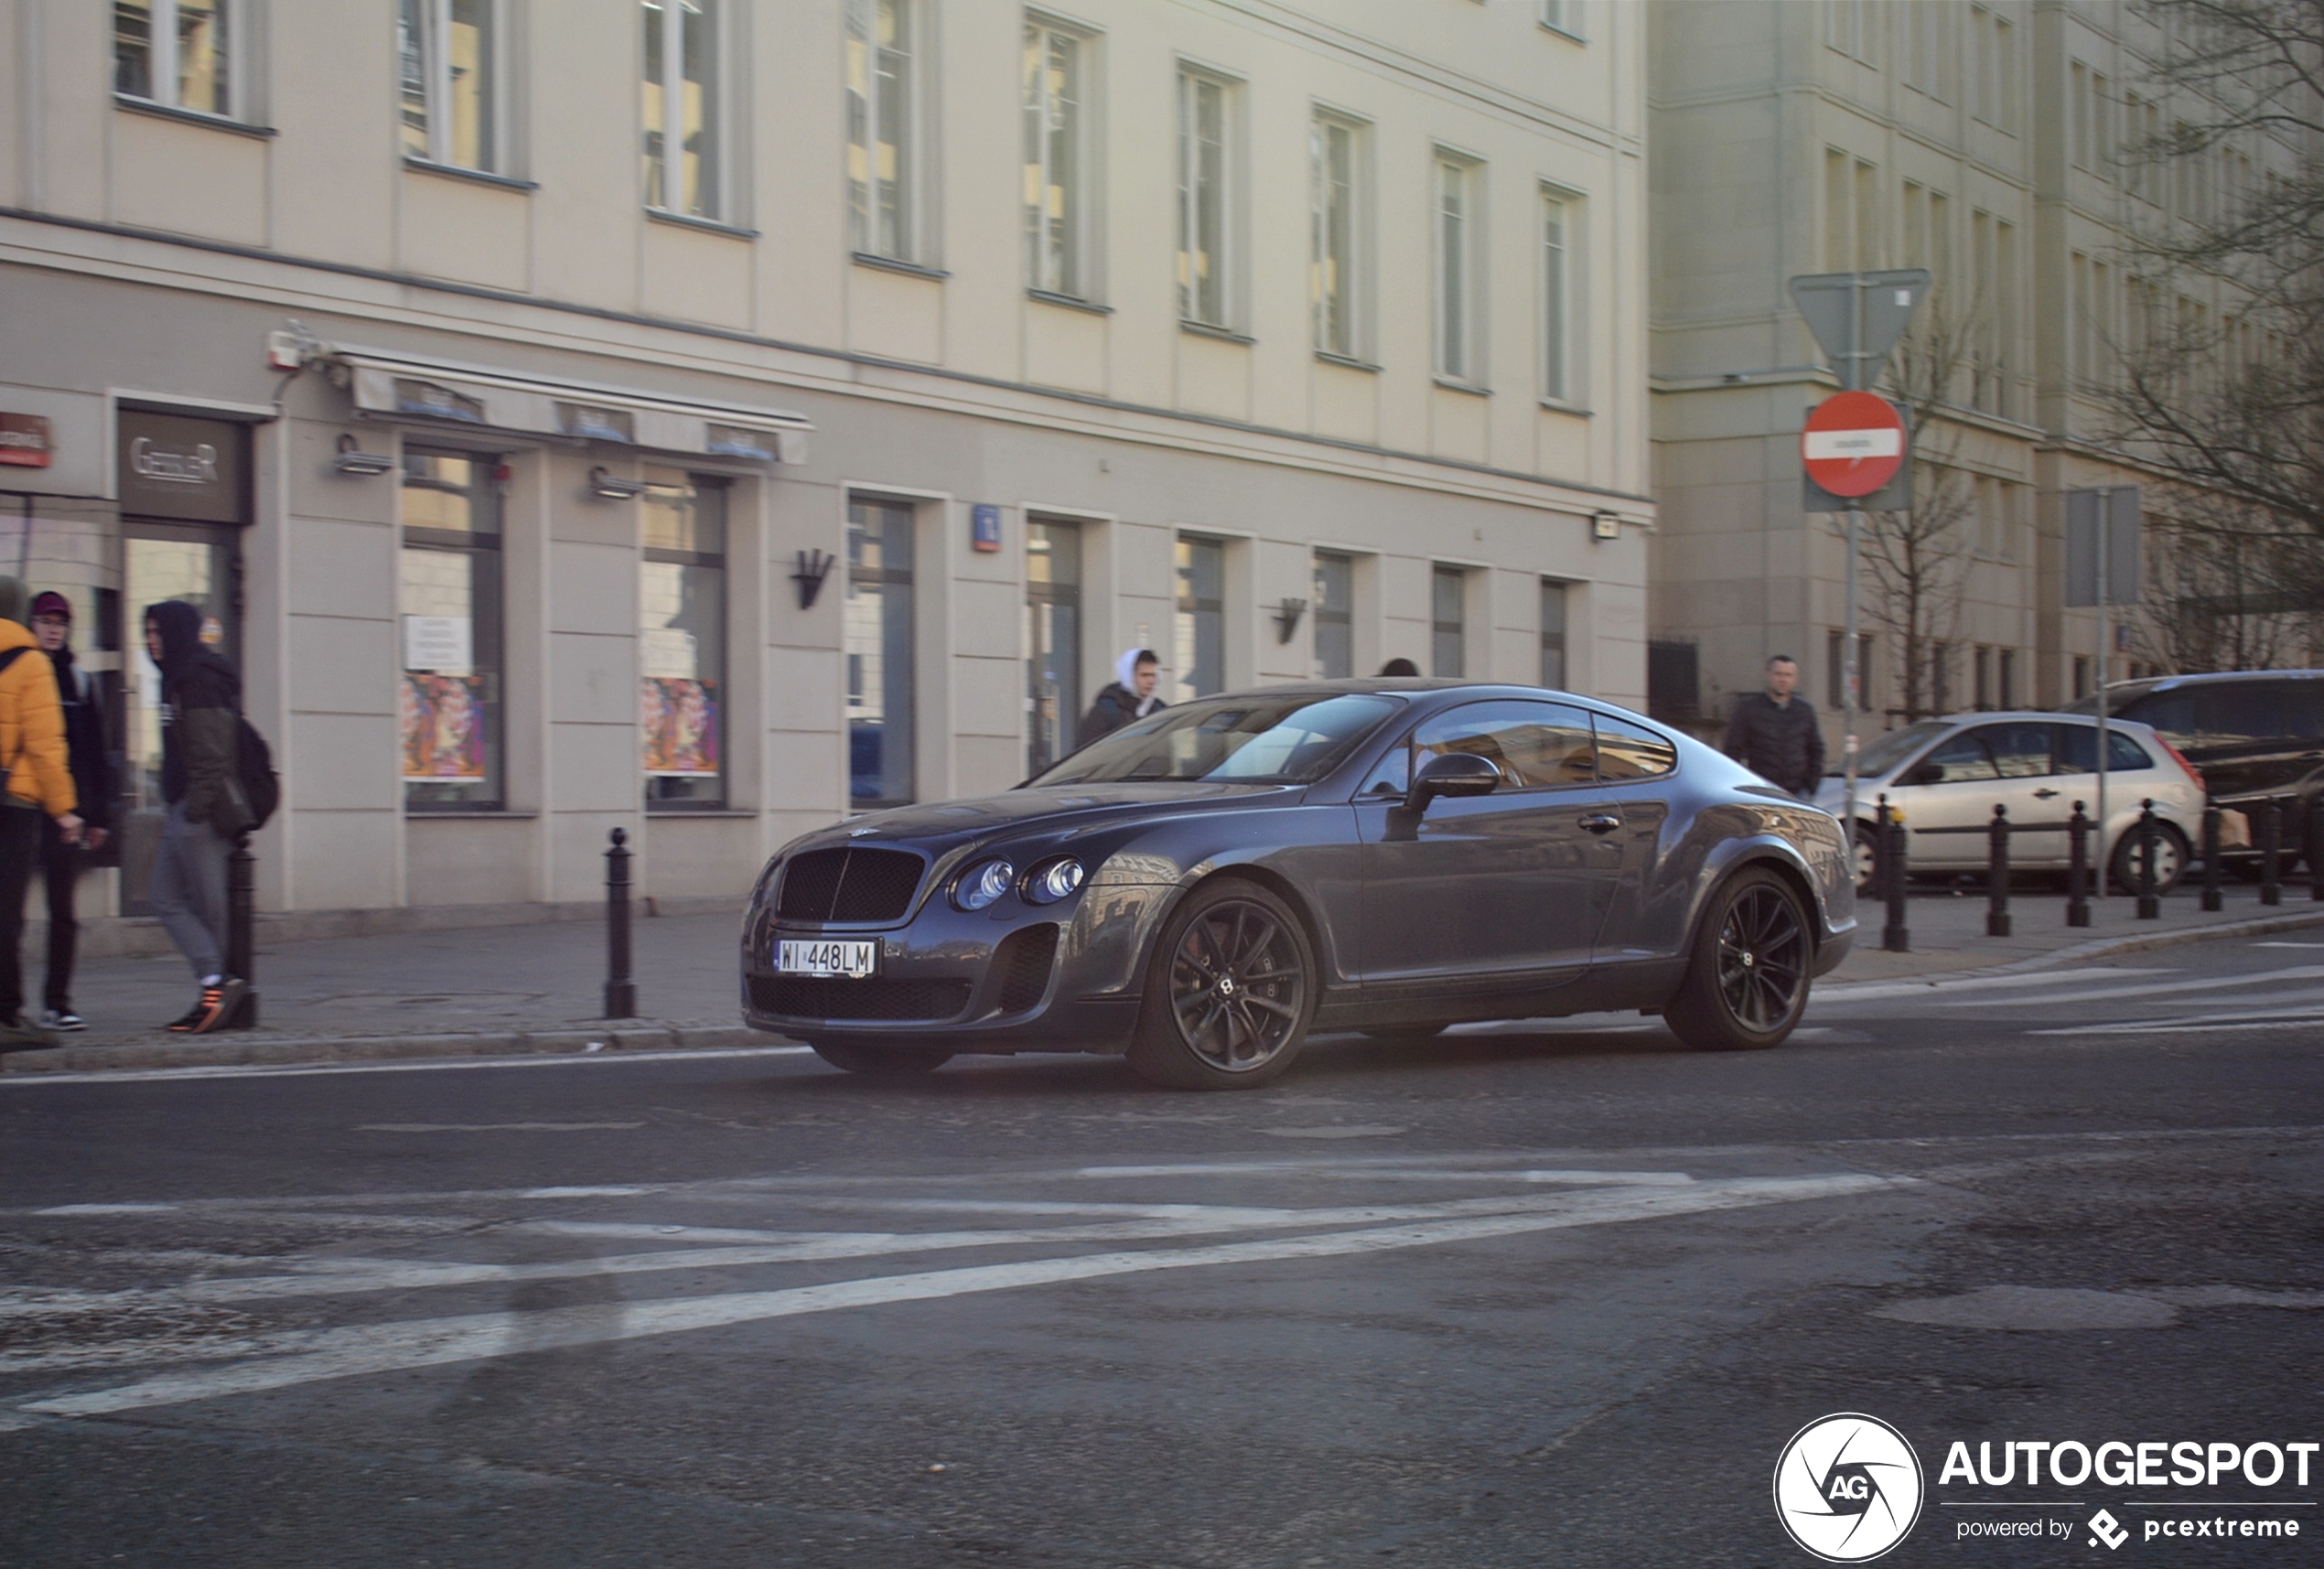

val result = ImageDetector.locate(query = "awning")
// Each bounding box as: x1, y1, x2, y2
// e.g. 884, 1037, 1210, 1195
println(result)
323, 344, 812, 464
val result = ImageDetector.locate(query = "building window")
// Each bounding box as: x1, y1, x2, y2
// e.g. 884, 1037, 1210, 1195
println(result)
1904, 0, 1948, 100
1431, 565, 1466, 678
1972, 6, 2016, 134
1974, 645, 1993, 710
2072, 655, 2092, 700
847, 499, 917, 807
1540, 579, 1568, 690
1434, 155, 1483, 382
114, 0, 233, 118
847, 0, 924, 263
1022, 19, 1088, 298
1541, 190, 1574, 402
1178, 70, 1234, 329
1174, 536, 1225, 704
1931, 641, 1952, 715
400, 448, 504, 811
1827, 628, 1874, 713
1997, 648, 2017, 709
1311, 114, 1362, 359
399, 0, 497, 170
1540, 0, 1583, 40
642, 0, 719, 219
1313, 552, 1353, 679
1825, 0, 1870, 62
640, 472, 726, 811
1026, 518, 1081, 776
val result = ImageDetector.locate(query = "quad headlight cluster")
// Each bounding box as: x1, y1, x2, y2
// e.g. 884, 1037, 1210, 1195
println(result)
951, 855, 1086, 911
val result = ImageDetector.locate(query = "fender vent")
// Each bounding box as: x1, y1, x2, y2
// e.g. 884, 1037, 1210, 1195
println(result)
994, 923, 1060, 1014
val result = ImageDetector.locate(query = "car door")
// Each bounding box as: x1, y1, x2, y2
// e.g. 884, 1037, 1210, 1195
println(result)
1356, 699, 1625, 983
1897, 727, 2003, 869
1978, 721, 2070, 865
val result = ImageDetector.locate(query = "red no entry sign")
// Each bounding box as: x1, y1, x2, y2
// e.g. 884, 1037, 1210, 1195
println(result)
1801, 391, 1906, 499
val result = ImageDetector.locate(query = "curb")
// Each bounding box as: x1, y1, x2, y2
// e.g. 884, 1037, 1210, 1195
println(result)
0, 1022, 787, 1077
1820, 906, 2324, 994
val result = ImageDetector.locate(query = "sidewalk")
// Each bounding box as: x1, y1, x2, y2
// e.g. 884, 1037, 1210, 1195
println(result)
21, 876, 2322, 1075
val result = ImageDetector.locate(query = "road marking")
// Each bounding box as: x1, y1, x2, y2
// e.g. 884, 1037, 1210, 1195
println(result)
1262, 1125, 1406, 1139
0, 1044, 812, 1088
355, 1123, 646, 1133
33, 1203, 178, 1216
1942, 965, 2324, 1009
2033, 1014, 2324, 1037
1071, 1162, 1696, 1185
1812, 967, 2167, 1004
2254, 941, 2324, 949
2, 1173, 1901, 1423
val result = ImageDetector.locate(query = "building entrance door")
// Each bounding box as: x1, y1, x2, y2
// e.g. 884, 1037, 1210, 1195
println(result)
1026, 519, 1081, 775
120, 523, 243, 915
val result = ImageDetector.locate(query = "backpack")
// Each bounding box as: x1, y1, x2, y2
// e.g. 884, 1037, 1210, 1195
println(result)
237, 717, 281, 831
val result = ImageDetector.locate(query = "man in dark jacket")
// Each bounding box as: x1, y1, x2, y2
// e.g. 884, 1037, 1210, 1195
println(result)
1722, 654, 1826, 798
145, 599, 253, 1035
1077, 648, 1166, 747
30, 592, 112, 1031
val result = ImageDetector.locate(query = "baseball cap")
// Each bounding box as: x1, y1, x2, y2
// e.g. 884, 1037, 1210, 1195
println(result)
29, 591, 70, 622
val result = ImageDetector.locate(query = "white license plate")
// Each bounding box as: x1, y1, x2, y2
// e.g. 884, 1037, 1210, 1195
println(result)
777, 940, 879, 979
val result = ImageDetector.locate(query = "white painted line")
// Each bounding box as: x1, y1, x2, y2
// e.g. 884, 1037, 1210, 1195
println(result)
1941, 965, 2324, 1009
2032, 1015, 2324, 1037
5, 1174, 1901, 1421
1813, 967, 2167, 1004
33, 1203, 178, 1217
0, 1044, 812, 1088
1071, 1163, 1695, 1185
356, 1123, 646, 1133
2254, 941, 2324, 949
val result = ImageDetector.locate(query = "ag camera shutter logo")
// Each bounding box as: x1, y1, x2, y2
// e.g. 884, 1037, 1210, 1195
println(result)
1774, 1413, 1926, 1562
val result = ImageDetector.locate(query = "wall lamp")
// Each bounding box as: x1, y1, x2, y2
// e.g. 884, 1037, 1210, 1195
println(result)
332, 433, 395, 477
1274, 597, 1308, 644
589, 466, 650, 500
792, 549, 836, 610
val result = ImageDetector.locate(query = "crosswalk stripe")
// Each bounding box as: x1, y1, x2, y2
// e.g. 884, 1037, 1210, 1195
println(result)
1941, 965, 2324, 1009
1811, 967, 2166, 1004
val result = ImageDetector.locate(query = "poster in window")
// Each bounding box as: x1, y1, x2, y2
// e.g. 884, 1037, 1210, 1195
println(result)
641, 677, 720, 777
403, 673, 489, 780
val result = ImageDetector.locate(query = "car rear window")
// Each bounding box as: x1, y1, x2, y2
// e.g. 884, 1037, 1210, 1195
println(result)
2055, 725, 2154, 772
1594, 713, 1678, 779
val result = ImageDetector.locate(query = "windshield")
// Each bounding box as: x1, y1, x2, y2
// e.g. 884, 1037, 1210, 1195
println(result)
1029, 693, 1403, 787
1837, 720, 1950, 779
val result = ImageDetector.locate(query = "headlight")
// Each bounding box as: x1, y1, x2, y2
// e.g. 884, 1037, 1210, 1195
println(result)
1023, 858, 1086, 905
952, 858, 1016, 911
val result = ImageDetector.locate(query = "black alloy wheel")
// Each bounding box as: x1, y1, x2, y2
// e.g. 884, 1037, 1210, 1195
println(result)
1130, 880, 1317, 1090
808, 1039, 955, 1077
1664, 866, 1812, 1052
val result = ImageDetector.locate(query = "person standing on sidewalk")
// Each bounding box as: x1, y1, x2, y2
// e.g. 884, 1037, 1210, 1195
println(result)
30, 592, 112, 1032
1722, 654, 1827, 799
0, 577, 84, 1052
144, 599, 253, 1035
1076, 648, 1166, 747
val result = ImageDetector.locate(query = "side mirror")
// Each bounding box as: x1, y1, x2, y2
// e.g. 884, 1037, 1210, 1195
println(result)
1406, 751, 1501, 812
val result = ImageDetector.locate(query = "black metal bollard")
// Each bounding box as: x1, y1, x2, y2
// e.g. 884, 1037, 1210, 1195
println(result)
605, 827, 637, 1019
1880, 794, 1910, 953
223, 833, 260, 1029
2259, 798, 2283, 907
1986, 803, 2012, 938
2200, 803, 2224, 913
2136, 800, 2161, 920
2308, 796, 2324, 903
2067, 801, 2092, 928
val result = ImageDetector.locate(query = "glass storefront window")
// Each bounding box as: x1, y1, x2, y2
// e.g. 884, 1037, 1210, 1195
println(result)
1025, 519, 1081, 776
1313, 552, 1353, 679
1540, 578, 1568, 690
640, 471, 726, 810
847, 498, 916, 807
400, 448, 503, 811
1432, 564, 1466, 678
1175, 536, 1224, 704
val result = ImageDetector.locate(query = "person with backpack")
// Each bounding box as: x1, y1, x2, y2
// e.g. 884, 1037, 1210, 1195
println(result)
29, 591, 113, 1031
1077, 648, 1166, 747
144, 599, 253, 1035
0, 577, 83, 1052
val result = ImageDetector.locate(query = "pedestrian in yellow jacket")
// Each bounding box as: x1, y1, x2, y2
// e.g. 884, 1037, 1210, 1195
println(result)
0, 575, 82, 1051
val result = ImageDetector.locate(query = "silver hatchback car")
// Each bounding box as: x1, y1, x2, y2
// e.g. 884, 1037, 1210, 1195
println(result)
1812, 712, 2207, 892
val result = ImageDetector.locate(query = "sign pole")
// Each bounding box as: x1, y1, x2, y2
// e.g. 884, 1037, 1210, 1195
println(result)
2094, 489, 2110, 899
1840, 274, 1865, 836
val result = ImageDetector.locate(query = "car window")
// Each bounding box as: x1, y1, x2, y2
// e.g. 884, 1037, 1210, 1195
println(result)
2121, 690, 2196, 745
1594, 713, 1678, 779
1973, 722, 2052, 779
1032, 693, 1400, 785
2288, 683, 2324, 739
2055, 725, 2155, 772
2199, 682, 2286, 745
1850, 720, 1949, 777
1919, 731, 1998, 782
1413, 700, 1598, 790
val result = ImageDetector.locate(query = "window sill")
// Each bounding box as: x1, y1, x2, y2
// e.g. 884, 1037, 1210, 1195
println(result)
1028, 288, 1112, 315
403, 156, 537, 193
1539, 22, 1587, 42
1434, 376, 1491, 397
1537, 398, 1593, 417
647, 208, 760, 240
1315, 350, 1382, 373
853, 252, 950, 281
646, 807, 756, 818
404, 809, 534, 820
1180, 319, 1255, 346
113, 95, 275, 138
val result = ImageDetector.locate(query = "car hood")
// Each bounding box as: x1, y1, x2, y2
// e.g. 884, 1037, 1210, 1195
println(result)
790, 782, 1303, 857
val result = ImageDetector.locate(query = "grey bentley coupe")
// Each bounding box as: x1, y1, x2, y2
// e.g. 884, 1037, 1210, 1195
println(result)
741, 681, 1855, 1089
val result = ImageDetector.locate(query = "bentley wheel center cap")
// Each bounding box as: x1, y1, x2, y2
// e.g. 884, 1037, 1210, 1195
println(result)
1741, 951, 1757, 969
1219, 976, 1237, 996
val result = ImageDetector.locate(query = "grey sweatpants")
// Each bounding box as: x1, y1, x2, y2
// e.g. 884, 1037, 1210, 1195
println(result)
149, 801, 234, 982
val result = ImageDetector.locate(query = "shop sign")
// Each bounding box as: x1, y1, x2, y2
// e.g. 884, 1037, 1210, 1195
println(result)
0, 413, 54, 467
971, 504, 1003, 553
118, 411, 247, 522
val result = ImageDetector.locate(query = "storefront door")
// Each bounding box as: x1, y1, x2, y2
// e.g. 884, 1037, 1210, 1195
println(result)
120, 522, 243, 914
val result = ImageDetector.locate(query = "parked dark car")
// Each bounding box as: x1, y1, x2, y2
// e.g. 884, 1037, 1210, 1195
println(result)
740, 682, 1855, 1089
2063, 670, 2324, 872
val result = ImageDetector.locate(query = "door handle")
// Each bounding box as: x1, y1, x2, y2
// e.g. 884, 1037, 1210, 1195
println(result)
2033, 788, 2060, 799
1579, 813, 1622, 834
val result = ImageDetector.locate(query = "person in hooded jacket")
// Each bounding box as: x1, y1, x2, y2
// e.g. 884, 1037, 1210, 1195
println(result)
144, 599, 253, 1035
1076, 648, 1166, 747
0, 577, 82, 1051
29, 592, 113, 1031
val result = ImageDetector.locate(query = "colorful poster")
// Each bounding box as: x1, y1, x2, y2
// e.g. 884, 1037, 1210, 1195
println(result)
641, 676, 720, 778
402, 673, 489, 780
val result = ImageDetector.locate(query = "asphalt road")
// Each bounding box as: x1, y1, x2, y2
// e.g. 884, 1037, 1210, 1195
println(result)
5, 934, 2322, 1567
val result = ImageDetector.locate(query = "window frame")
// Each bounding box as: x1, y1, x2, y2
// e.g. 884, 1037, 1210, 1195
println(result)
1539, 578, 1569, 691
1539, 186, 1581, 406
1539, 0, 1585, 42
1176, 64, 1242, 332
845, 496, 920, 811
400, 0, 502, 174
641, 0, 724, 221
1310, 109, 1368, 361
847, 0, 931, 265
640, 471, 730, 813
1430, 564, 1468, 679
114, 0, 242, 121
1432, 151, 1486, 386
1312, 551, 1355, 681
1173, 533, 1228, 704
399, 446, 508, 815
1022, 13, 1096, 301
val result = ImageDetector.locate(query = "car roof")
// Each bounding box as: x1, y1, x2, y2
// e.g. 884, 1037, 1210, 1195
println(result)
1928, 709, 2156, 728
1196, 678, 1625, 704
2105, 670, 2324, 699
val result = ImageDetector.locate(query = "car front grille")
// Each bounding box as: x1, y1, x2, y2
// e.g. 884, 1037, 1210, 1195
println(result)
776, 847, 926, 923
750, 974, 973, 1023
994, 923, 1060, 1014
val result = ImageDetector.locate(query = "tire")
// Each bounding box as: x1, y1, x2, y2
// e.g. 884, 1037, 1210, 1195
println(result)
2108, 823, 2189, 896
1127, 879, 1318, 1090
1851, 823, 1880, 895
808, 1039, 954, 1077
1662, 866, 1813, 1053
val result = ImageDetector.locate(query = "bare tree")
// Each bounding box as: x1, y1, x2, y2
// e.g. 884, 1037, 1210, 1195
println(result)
2129, 493, 2322, 671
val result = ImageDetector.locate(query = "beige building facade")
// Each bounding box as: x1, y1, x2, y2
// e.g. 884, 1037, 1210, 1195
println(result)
1, 0, 1652, 929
